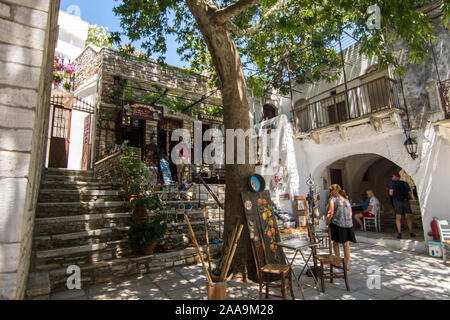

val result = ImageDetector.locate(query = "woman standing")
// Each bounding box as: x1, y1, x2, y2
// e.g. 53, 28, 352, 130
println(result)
326, 184, 357, 270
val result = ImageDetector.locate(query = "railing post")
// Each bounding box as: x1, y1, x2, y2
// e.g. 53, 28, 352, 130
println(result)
333, 96, 338, 125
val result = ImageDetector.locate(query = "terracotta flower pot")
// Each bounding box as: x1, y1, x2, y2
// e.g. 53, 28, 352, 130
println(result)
132, 204, 148, 223
139, 241, 157, 255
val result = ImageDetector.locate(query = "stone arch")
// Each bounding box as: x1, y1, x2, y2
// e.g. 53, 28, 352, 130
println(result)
311, 149, 417, 185
311, 151, 423, 234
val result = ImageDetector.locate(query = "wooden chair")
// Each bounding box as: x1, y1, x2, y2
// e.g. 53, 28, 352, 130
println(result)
307, 224, 350, 293
437, 219, 450, 265
250, 237, 295, 300
363, 204, 383, 232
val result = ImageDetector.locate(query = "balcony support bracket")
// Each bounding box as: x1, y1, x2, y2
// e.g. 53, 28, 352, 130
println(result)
370, 116, 384, 133
390, 112, 404, 129
311, 132, 321, 144
337, 125, 349, 141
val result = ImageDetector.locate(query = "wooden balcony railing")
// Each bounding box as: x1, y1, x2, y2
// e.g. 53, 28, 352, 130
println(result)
438, 79, 450, 118
295, 77, 404, 133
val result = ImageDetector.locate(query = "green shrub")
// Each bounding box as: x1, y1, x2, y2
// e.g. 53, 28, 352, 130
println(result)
128, 214, 167, 249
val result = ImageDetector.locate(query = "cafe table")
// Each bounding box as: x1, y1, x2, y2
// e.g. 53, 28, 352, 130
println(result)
276, 238, 321, 299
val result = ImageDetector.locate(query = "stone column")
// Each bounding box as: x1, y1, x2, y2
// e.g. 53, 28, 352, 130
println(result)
0, 0, 59, 299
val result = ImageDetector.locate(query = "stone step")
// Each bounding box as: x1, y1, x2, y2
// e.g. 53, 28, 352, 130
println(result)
34, 213, 132, 236
43, 174, 98, 183
32, 240, 132, 273
44, 168, 94, 177
40, 180, 122, 190
44, 243, 221, 292
38, 189, 125, 203
33, 227, 130, 251
36, 201, 128, 217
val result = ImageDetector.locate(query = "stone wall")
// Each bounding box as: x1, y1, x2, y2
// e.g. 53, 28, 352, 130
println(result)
394, 14, 450, 128
100, 49, 221, 105
94, 151, 121, 183
0, 0, 59, 299
72, 45, 103, 90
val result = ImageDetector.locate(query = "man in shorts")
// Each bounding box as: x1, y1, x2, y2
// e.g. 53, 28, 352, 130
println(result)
354, 190, 380, 231
389, 173, 415, 239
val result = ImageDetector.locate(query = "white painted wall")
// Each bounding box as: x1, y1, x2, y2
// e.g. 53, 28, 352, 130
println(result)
255, 115, 300, 224
55, 10, 89, 61
293, 121, 450, 239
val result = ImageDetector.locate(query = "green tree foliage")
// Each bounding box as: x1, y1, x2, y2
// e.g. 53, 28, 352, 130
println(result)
86, 24, 113, 48
111, 0, 448, 277
111, 0, 448, 92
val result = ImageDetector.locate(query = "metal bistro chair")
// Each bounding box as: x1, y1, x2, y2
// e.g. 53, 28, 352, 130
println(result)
363, 204, 383, 232
307, 224, 350, 293
437, 219, 450, 265
250, 237, 295, 300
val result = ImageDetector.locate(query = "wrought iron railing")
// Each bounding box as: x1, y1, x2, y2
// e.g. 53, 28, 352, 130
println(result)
438, 79, 450, 118
50, 94, 95, 114
295, 77, 403, 133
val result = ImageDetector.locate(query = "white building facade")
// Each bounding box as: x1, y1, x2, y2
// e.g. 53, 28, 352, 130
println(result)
54, 10, 88, 61
256, 4, 450, 241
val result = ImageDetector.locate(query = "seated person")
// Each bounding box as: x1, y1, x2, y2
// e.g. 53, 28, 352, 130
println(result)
354, 190, 380, 231
358, 193, 370, 211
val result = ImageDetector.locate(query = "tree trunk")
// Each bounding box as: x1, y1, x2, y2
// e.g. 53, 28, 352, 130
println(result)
186, 0, 257, 281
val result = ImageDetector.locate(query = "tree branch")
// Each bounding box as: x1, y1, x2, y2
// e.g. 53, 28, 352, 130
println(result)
214, 0, 261, 24
225, 1, 284, 37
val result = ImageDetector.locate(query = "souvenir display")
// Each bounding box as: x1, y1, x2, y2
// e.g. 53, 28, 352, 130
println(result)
242, 191, 286, 265
160, 158, 174, 185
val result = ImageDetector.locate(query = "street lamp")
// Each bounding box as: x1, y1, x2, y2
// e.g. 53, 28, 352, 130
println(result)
404, 134, 418, 160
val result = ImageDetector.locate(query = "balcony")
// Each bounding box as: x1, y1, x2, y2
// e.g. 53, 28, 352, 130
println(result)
295, 77, 404, 134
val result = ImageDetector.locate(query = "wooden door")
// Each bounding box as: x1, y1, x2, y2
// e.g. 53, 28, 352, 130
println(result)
330, 168, 343, 188
48, 106, 72, 168
81, 115, 91, 170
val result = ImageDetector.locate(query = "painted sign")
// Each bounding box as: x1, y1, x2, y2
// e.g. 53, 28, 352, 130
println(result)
279, 193, 290, 201
198, 114, 223, 124
123, 102, 164, 121
241, 191, 286, 265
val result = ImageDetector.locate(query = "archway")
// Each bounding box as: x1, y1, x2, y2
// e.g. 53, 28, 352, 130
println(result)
263, 104, 277, 120
318, 153, 424, 238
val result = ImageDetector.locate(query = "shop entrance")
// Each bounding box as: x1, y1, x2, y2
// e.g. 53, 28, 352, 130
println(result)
158, 118, 183, 157
121, 115, 146, 152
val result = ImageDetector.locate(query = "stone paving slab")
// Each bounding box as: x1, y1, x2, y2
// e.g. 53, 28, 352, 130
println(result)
48, 241, 450, 300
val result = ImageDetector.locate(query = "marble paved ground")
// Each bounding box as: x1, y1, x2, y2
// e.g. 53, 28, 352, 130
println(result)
49, 242, 450, 300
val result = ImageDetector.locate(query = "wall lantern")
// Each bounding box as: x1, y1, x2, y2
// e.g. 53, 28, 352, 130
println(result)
404, 134, 418, 160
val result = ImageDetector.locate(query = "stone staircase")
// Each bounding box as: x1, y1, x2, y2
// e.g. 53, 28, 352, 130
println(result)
26, 168, 224, 299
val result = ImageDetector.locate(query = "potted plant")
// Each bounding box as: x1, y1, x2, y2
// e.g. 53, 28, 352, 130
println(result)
130, 193, 165, 223
128, 214, 167, 255
115, 141, 154, 221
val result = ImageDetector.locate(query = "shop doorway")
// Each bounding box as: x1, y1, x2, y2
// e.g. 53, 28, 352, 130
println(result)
158, 118, 183, 157
121, 115, 146, 152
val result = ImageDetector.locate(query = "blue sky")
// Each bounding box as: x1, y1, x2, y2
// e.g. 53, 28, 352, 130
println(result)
60, 0, 187, 68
